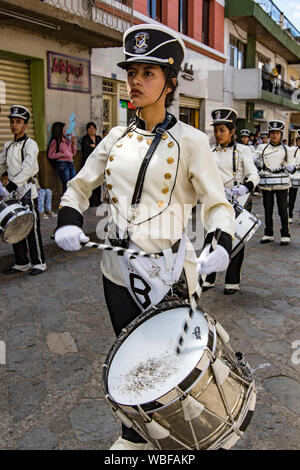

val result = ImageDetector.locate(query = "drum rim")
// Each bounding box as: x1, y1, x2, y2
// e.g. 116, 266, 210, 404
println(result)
1, 210, 35, 243
103, 299, 217, 414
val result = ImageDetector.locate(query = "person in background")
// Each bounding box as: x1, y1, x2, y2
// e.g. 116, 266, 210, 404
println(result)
81, 122, 102, 207
48, 122, 77, 194
0, 105, 47, 275
256, 120, 296, 245
35, 176, 56, 219
262, 58, 273, 92
288, 133, 300, 222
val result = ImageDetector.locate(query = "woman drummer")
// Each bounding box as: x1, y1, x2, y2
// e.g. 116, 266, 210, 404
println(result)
54, 23, 235, 450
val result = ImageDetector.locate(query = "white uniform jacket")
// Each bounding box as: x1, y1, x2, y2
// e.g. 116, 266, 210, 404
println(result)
291, 146, 300, 169
0, 135, 39, 199
211, 142, 259, 193
58, 117, 235, 297
255, 143, 296, 191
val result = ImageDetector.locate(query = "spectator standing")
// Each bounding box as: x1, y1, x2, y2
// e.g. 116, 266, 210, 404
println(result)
48, 122, 77, 194
81, 122, 102, 206
262, 58, 273, 92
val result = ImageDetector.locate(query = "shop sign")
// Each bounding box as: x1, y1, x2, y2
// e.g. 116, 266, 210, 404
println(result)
47, 52, 91, 93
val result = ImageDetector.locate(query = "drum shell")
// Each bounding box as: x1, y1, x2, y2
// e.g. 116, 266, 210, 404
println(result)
232, 203, 261, 258
103, 301, 256, 450
121, 341, 252, 450
290, 172, 300, 188
0, 200, 34, 243
258, 172, 290, 190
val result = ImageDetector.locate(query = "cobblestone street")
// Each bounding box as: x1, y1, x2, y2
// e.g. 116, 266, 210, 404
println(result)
0, 196, 299, 450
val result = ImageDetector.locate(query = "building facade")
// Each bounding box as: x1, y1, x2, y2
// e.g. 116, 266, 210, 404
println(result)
0, 0, 132, 205
91, 0, 228, 142
224, 0, 300, 144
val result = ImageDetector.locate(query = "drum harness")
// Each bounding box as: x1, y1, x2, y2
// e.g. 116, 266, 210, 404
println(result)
261, 143, 288, 173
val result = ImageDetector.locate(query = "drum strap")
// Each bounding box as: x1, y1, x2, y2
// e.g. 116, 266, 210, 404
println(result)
131, 113, 173, 208
262, 143, 287, 172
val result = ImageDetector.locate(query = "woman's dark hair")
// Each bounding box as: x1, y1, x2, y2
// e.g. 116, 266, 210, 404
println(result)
47, 121, 65, 154
86, 122, 97, 131
162, 67, 178, 108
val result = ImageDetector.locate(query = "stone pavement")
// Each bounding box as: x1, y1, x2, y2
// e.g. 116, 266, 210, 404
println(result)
0, 195, 299, 450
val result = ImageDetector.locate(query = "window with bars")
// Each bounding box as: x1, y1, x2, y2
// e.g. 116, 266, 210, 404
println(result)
102, 80, 114, 93
229, 35, 245, 69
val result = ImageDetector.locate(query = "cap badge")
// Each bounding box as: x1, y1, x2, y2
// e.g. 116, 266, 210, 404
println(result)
134, 32, 149, 53
273, 122, 278, 128
215, 111, 222, 120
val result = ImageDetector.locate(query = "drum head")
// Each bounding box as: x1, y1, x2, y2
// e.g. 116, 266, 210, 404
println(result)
107, 305, 209, 406
3, 212, 34, 243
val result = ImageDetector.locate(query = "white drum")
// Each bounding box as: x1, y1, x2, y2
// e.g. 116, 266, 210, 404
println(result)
0, 199, 34, 243
103, 300, 256, 450
232, 202, 261, 258
290, 171, 300, 188
259, 171, 290, 190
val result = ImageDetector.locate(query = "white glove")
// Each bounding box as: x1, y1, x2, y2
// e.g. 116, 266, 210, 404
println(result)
231, 184, 249, 197
286, 164, 295, 173
55, 225, 89, 251
197, 245, 230, 275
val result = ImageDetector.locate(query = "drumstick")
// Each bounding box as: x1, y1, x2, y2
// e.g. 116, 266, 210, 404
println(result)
80, 240, 160, 259
176, 228, 222, 355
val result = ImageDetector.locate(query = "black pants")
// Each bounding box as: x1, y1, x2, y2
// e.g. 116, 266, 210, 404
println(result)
12, 198, 46, 267
103, 275, 146, 443
262, 189, 289, 237
288, 187, 298, 218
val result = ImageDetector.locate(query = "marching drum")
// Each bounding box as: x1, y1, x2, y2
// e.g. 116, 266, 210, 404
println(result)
290, 171, 300, 188
0, 199, 34, 243
259, 171, 290, 190
103, 300, 256, 450
232, 202, 261, 258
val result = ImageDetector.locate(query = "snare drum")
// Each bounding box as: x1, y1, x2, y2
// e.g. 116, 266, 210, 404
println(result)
232, 202, 261, 258
103, 300, 256, 450
290, 171, 300, 188
259, 171, 290, 190
0, 199, 34, 243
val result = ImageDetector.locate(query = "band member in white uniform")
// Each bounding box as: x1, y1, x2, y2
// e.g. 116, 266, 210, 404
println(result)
240, 129, 251, 147
0, 105, 47, 275
288, 132, 300, 222
255, 120, 296, 245
203, 108, 259, 295
54, 24, 235, 450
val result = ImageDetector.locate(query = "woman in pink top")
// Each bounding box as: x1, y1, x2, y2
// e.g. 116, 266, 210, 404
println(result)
48, 121, 77, 194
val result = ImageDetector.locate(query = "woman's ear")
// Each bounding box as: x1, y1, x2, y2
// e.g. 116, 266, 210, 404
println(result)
166, 77, 178, 94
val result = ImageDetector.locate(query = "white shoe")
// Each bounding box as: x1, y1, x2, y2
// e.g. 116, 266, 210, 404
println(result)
260, 235, 274, 244
110, 437, 153, 450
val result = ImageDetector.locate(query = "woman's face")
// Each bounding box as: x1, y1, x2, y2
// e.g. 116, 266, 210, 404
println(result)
126, 63, 170, 109
214, 124, 234, 146
88, 125, 96, 137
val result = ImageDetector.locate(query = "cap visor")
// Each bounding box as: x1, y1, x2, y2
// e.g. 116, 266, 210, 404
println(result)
117, 58, 169, 70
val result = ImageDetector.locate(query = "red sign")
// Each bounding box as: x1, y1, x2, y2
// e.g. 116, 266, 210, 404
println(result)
47, 52, 91, 93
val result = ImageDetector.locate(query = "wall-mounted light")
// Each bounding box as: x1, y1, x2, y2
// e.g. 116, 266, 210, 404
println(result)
0, 7, 61, 30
